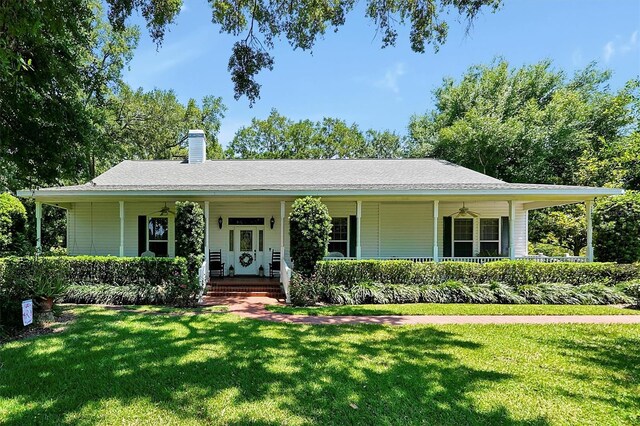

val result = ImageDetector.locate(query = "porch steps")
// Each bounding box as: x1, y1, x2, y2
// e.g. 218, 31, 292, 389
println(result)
207, 279, 284, 298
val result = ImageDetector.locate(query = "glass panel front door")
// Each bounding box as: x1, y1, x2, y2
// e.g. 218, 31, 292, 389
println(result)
234, 227, 258, 275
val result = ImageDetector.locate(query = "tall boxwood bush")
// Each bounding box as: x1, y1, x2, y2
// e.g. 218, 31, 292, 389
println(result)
175, 201, 205, 274
289, 197, 332, 277
593, 191, 640, 263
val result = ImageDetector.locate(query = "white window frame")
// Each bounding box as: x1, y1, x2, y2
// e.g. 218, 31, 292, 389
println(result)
147, 216, 169, 255
452, 218, 474, 257
329, 217, 349, 257
479, 217, 501, 255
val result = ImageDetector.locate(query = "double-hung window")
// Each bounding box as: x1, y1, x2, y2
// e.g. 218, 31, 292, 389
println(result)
453, 218, 474, 257
479, 218, 500, 256
328, 217, 348, 256
148, 217, 169, 257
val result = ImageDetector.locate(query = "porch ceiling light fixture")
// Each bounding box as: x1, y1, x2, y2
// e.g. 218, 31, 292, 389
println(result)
270, 216, 275, 229
218, 216, 223, 229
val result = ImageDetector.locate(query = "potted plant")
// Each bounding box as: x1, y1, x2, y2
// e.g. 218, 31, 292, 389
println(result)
29, 270, 68, 312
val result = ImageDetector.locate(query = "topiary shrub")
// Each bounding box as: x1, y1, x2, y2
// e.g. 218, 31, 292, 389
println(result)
593, 191, 640, 263
0, 193, 28, 255
175, 201, 205, 274
289, 196, 332, 277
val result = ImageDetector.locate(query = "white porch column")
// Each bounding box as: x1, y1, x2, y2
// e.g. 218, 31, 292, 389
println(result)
280, 201, 285, 255
204, 201, 210, 270
35, 201, 42, 254
119, 201, 125, 257
586, 200, 594, 262
508, 201, 516, 260
356, 200, 362, 259
433, 200, 439, 262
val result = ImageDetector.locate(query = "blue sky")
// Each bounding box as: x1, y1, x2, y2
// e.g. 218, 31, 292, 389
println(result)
123, 0, 640, 146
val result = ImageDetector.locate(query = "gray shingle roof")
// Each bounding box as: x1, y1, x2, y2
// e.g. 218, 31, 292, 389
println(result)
22, 159, 621, 196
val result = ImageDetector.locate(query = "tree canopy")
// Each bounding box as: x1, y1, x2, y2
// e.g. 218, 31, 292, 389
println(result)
104, 0, 501, 104
227, 109, 406, 159
408, 60, 639, 185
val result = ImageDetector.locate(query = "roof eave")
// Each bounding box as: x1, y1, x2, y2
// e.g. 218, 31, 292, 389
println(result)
17, 187, 625, 199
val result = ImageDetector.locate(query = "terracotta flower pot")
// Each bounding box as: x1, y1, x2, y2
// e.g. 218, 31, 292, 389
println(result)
40, 297, 54, 312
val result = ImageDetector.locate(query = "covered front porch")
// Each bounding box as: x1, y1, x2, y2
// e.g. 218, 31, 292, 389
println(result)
35, 196, 598, 271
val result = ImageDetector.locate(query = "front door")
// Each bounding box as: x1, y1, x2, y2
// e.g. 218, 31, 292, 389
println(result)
234, 227, 258, 275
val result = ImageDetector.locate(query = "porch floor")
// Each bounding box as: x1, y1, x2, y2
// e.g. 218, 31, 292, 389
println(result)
205, 276, 284, 299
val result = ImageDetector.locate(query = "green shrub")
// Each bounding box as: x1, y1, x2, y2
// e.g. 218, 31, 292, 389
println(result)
593, 191, 640, 263
289, 197, 332, 277
291, 259, 640, 306
315, 260, 639, 289
0, 193, 28, 255
0, 256, 198, 331
289, 272, 323, 306
175, 201, 205, 274
618, 280, 640, 306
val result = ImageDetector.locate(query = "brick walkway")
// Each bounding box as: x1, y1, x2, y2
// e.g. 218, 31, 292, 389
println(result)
203, 297, 640, 325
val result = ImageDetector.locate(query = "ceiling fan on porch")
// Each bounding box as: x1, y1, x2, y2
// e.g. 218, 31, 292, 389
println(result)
450, 202, 479, 218
150, 203, 175, 216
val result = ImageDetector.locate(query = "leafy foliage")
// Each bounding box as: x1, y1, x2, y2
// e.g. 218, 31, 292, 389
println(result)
289, 197, 332, 277
0, 256, 197, 332
227, 109, 406, 159
102, 1, 500, 104
408, 60, 638, 185
528, 205, 586, 256
293, 259, 640, 305
593, 191, 640, 263
0, 193, 28, 255
175, 201, 205, 274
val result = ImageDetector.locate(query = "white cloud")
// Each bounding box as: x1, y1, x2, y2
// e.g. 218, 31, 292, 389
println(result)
603, 30, 639, 63
374, 63, 406, 94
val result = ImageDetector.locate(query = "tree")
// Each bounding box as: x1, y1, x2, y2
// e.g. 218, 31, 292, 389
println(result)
0, 1, 139, 190
528, 205, 586, 256
593, 191, 640, 264
95, 86, 226, 177
0, 193, 28, 255
1, 0, 95, 188
227, 109, 404, 159
289, 197, 332, 277
105, 0, 501, 104
407, 60, 638, 185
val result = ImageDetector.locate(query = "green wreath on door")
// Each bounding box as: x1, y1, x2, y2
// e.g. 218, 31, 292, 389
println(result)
239, 252, 253, 267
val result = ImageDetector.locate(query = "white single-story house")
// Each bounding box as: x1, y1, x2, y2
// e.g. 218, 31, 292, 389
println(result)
19, 130, 622, 280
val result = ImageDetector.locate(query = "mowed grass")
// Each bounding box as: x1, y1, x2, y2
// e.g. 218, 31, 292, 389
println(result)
266, 303, 640, 316
0, 306, 638, 425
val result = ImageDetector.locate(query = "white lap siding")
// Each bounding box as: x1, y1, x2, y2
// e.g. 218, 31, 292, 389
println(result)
66, 199, 528, 261
68, 202, 177, 257
438, 201, 527, 257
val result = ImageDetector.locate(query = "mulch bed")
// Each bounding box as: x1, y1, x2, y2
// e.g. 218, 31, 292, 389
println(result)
0, 311, 75, 344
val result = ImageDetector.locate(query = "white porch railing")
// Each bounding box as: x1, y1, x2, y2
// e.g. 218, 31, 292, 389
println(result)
280, 253, 293, 304
197, 258, 208, 303
321, 255, 587, 264
517, 255, 587, 263
440, 257, 505, 264
323, 256, 434, 262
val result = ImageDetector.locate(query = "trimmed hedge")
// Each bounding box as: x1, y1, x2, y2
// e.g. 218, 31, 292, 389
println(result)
291, 260, 640, 306
314, 260, 640, 287
0, 256, 198, 332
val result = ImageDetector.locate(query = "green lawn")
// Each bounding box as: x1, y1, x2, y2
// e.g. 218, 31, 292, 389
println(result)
1, 306, 639, 425
266, 303, 640, 316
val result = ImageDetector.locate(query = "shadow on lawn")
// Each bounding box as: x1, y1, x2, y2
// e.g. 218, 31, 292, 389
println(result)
0, 307, 547, 425
551, 331, 640, 423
